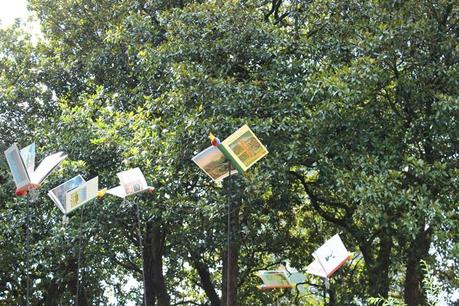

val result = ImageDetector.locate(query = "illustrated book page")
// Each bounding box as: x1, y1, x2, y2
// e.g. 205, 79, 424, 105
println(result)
192, 146, 237, 182
48, 175, 85, 214
220, 124, 268, 173
117, 168, 148, 196
65, 176, 98, 214
256, 271, 292, 290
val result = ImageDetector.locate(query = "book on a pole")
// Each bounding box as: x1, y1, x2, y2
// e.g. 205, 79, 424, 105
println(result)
192, 124, 268, 182
48, 175, 99, 215
106, 167, 153, 198
4, 143, 67, 196
306, 234, 351, 279
256, 263, 307, 293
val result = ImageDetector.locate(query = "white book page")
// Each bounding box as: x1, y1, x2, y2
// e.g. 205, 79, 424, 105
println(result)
20, 143, 35, 177
306, 258, 327, 278
313, 234, 349, 276
117, 168, 148, 196
48, 190, 66, 214
31, 152, 67, 184
4, 144, 30, 188
106, 185, 127, 198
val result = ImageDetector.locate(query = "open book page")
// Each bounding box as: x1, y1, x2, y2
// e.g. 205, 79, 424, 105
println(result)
117, 168, 148, 196
312, 234, 350, 278
287, 271, 307, 294
306, 258, 327, 278
4, 144, 30, 189
192, 146, 237, 182
106, 185, 127, 198
257, 271, 292, 289
65, 177, 98, 214
31, 151, 67, 185
19, 143, 35, 177
221, 124, 268, 172
48, 175, 85, 212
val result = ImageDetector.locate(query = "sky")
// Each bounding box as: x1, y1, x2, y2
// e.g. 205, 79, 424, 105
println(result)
0, 0, 41, 41
0, 0, 30, 28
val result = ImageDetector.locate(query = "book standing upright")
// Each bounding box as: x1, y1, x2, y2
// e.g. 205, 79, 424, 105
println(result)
4, 143, 67, 196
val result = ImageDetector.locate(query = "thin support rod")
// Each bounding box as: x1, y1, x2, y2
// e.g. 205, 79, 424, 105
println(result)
25, 194, 31, 306
133, 200, 147, 306
76, 205, 85, 306
226, 161, 231, 306
323, 278, 327, 306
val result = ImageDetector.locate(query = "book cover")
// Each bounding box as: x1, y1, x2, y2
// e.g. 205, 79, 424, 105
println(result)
4, 143, 30, 190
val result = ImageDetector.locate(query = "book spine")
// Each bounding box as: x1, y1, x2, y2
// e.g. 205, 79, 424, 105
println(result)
217, 144, 244, 174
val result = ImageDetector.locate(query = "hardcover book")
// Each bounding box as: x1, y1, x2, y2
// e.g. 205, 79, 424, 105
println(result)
192, 124, 268, 181
106, 168, 153, 198
256, 263, 307, 294
4, 143, 67, 196
48, 176, 99, 215
306, 234, 351, 279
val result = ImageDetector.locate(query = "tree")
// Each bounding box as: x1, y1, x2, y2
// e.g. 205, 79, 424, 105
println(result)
0, 0, 457, 305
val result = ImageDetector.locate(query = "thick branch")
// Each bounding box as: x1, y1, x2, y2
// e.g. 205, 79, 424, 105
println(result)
289, 171, 349, 227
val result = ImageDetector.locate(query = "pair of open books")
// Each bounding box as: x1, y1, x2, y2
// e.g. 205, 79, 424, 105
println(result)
192, 124, 268, 182
48, 168, 153, 215
4, 143, 153, 215
257, 235, 351, 292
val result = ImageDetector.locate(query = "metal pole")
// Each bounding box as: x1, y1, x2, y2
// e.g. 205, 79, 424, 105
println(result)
25, 193, 31, 306
132, 199, 147, 306
323, 278, 327, 306
227, 161, 231, 306
76, 204, 85, 306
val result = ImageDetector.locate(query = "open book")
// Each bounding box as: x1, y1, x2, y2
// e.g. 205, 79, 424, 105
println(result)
48, 175, 99, 215
4, 143, 67, 196
306, 234, 351, 279
256, 264, 307, 294
106, 168, 153, 198
192, 124, 268, 182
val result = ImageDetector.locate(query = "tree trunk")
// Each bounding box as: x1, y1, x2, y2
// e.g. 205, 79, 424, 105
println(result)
193, 259, 221, 306
404, 227, 432, 306
143, 221, 170, 306
221, 190, 240, 306
67, 258, 89, 306
359, 235, 392, 300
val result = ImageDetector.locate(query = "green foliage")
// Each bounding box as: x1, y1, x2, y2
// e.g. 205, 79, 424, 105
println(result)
0, 0, 457, 304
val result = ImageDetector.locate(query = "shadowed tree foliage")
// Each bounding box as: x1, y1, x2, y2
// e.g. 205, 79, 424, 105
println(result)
0, 0, 457, 305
